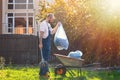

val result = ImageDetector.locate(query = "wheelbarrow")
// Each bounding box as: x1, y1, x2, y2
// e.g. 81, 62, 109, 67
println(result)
54, 54, 84, 78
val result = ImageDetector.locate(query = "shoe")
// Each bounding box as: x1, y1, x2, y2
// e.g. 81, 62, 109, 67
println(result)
45, 72, 50, 78
40, 72, 50, 79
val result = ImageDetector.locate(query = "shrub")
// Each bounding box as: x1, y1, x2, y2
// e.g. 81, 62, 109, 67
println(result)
0, 56, 5, 69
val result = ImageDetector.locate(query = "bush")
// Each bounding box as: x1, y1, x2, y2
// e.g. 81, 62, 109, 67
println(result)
0, 56, 5, 69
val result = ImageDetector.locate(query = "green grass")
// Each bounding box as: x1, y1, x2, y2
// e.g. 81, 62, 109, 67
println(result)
0, 65, 120, 80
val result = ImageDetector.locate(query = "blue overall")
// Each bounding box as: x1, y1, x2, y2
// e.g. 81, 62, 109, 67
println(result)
40, 26, 51, 76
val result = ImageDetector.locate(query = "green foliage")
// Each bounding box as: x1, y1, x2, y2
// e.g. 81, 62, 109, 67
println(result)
0, 57, 5, 69
0, 66, 120, 80
0, 66, 39, 80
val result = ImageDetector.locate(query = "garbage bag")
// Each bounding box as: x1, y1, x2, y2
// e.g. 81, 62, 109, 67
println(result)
68, 50, 83, 59
54, 23, 69, 50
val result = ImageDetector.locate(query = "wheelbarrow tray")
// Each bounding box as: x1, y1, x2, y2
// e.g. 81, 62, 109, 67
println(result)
54, 54, 84, 67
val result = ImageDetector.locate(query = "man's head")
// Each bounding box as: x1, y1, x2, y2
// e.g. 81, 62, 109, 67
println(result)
46, 13, 55, 23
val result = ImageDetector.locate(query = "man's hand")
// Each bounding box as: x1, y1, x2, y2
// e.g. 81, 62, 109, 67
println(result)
39, 43, 43, 49
51, 22, 61, 34
57, 22, 61, 27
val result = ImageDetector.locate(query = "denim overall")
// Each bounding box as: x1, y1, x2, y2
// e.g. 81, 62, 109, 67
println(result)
40, 25, 51, 76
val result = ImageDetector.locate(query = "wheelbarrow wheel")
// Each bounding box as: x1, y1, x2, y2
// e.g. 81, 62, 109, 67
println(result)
54, 64, 66, 76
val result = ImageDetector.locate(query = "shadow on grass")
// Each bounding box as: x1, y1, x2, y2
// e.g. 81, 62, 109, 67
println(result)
50, 76, 86, 80
85, 70, 120, 80
39, 74, 86, 80
97, 71, 120, 80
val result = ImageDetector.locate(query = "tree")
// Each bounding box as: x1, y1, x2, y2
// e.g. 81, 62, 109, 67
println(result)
38, 0, 120, 67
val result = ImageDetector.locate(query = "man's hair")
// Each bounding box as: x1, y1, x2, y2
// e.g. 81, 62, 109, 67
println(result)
46, 13, 55, 19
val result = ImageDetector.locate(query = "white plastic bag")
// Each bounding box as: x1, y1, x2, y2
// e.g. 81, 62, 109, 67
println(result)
54, 23, 69, 50
68, 50, 83, 59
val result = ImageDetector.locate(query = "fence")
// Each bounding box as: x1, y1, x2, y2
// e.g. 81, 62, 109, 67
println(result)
0, 34, 39, 64
0, 34, 62, 65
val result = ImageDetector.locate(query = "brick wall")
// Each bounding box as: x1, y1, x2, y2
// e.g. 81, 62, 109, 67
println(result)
0, 0, 2, 34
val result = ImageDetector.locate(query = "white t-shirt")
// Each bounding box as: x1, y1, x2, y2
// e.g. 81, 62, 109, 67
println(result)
39, 20, 52, 38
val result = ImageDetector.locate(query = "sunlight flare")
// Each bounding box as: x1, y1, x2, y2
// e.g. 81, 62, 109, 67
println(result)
101, 0, 120, 14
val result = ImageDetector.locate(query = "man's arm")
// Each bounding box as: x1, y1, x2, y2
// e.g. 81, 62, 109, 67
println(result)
39, 31, 44, 49
51, 22, 60, 34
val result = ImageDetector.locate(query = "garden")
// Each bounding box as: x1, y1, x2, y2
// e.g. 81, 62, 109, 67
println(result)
0, 65, 120, 80
0, 55, 120, 80
1, 0, 120, 80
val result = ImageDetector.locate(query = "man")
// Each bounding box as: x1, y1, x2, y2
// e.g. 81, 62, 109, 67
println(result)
39, 13, 60, 77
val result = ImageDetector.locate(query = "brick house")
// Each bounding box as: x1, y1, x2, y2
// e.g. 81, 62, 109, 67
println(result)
0, 0, 39, 35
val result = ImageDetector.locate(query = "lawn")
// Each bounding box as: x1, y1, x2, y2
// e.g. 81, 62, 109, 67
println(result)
0, 65, 120, 80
